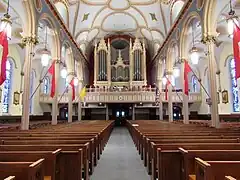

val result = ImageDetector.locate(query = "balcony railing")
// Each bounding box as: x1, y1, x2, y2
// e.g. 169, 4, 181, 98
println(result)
39, 88, 202, 104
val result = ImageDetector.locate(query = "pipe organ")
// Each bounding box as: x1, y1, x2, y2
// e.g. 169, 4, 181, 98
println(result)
94, 37, 147, 88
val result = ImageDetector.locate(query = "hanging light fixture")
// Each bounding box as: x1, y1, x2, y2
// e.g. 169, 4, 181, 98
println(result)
173, 65, 180, 78
227, 0, 238, 36
73, 77, 79, 86
41, 26, 51, 67
60, 67, 67, 79
0, 0, 12, 40
190, 22, 199, 65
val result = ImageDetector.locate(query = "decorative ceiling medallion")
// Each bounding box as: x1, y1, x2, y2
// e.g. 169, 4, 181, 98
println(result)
108, 0, 130, 10
82, 13, 90, 22
34, 0, 42, 12
175, 28, 180, 40
149, 13, 157, 21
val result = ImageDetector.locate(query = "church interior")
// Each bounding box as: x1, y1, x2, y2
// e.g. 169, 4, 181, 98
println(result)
1, 0, 240, 180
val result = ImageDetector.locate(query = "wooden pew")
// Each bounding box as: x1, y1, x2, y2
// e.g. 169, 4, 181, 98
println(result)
179, 148, 240, 180
4, 176, 15, 180
0, 159, 44, 180
225, 176, 237, 180
195, 158, 240, 180
0, 149, 61, 180
0, 143, 88, 180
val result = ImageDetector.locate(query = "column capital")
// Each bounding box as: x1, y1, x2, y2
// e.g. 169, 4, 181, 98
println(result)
165, 71, 173, 75
21, 35, 38, 46
201, 35, 217, 45
55, 58, 62, 64
177, 57, 185, 64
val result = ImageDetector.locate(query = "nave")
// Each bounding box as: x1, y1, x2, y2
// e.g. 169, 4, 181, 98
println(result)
90, 127, 150, 180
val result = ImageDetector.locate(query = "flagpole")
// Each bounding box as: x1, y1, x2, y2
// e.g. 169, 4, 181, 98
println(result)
29, 67, 49, 100
188, 64, 211, 99
165, 76, 183, 103
58, 85, 69, 104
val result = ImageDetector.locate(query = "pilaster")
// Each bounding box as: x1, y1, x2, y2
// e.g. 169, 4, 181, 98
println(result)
202, 35, 219, 128
166, 71, 173, 122
52, 59, 60, 125
21, 35, 38, 130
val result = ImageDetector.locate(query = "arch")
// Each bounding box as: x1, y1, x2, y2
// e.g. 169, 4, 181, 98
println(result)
191, 75, 198, 92
166, 39, 178, 71
54, 1, 69, 26
202, 0, 217, 36
62, 42, 74, 75
38, 13, 61, 60
2, 59, 13, 113
179, 12, 203, 58
42, 76, 50, 94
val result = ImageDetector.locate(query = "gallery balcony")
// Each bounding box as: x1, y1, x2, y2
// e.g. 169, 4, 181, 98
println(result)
39, 88, 202, 104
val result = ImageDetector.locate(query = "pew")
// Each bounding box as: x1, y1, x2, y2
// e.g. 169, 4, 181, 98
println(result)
0, 149, 61, 180
195, 158, 240, 180
4, 176, 15, 180
0, 159, 44, 180
225, 176, 237, 180
0, 120, 114, 180
126, 120, 240, 180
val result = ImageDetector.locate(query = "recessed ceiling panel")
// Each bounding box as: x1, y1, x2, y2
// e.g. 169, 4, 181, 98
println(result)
126, 7, 146, 27
109, 0, 130, 10
81, 0, 108, 5
92, 8, 114, 27
129, 0, 157, 5
102, 13, 137, 32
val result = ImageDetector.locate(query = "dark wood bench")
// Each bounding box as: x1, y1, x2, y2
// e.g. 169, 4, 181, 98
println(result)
0, 149, 61, 180
0, 159, 44, 180
195, 158, 240, 180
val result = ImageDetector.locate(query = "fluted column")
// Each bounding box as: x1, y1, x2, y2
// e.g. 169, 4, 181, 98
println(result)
78, 80, 83, 121
129, 39, 133, 87
52, 59, 60, 125
202, 35, 219, 128
21, 35, 38, 130
180, 58, 189, 124
157, 78, 163, 120
167, 72, 173, 122
67, 73, 74, 123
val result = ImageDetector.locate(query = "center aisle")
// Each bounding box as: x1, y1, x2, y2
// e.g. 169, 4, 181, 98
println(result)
90, 127, 150, 180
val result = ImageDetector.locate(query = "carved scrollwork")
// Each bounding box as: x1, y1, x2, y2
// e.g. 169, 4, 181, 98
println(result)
201, 35, 217, 45
21, 35, 39, 46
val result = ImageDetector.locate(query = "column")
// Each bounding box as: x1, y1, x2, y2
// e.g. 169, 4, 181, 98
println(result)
52, 59, 60, 125
180, 58, 189, 124
129, 38, 133, 87
167, 72, 173, 122
78, 81, 83, 121
68, 74, 74, 123
132, 105, 135, 120
157, 78, 163, 120
106, 104, 109, 120
21, 36, 38, 130
202, 35, 219, 128
94, 44, 97, 86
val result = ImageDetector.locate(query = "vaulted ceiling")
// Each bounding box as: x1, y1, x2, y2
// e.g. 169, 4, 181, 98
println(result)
64, 0, 186, 56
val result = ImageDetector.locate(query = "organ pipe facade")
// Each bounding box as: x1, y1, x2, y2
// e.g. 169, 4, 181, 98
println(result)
94, 37, 147, 87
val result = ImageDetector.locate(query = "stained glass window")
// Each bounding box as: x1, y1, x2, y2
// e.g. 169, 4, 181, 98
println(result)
29, 71, 34, 114
229, 58, 239, 112
43, 77, 49, 94
2, 60, 13, 113
192, 76, 197, 92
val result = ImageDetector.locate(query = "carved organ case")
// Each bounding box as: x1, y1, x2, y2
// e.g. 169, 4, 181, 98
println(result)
94, 38, 111, 86
129, 38, 147, 87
